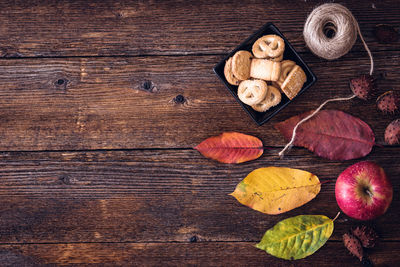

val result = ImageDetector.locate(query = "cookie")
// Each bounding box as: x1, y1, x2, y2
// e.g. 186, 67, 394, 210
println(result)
237, 79, 268, 106
231, 50, 252, 80
252, 86, 282, 112
269, 54, 284, 62
276, 60, 296, 88
250, 59, 281, 81
224, 57, 240, 85
281, 65, 307, 100
271, 81, 280, 90
252, 34, 285, 59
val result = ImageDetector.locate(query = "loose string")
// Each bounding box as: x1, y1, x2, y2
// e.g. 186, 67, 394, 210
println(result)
279, 3, 374, 158
355, 22, 374, 75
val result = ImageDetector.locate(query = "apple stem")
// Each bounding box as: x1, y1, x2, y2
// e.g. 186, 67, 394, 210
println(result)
333, 212, 341, 221
365, 188, 373, 198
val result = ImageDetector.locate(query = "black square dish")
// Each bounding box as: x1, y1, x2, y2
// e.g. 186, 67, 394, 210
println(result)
213, 23, 317, 126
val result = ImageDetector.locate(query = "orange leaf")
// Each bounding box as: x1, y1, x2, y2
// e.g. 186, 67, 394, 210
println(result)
194, 132, 263, 163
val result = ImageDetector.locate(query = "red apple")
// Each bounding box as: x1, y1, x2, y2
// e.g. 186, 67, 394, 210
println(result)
335, 161, 393, 220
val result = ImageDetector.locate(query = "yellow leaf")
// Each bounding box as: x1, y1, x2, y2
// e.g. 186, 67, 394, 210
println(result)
230, 167, 321, 214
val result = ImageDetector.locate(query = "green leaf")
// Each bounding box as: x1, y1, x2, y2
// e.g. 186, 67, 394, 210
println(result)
256, 215, 334, 260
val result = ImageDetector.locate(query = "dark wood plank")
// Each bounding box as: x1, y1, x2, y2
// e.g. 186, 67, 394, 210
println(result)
0, 148, 398, 244
0, 0, 398, 57
0, 241, 398, 266
0, 51, 398, 150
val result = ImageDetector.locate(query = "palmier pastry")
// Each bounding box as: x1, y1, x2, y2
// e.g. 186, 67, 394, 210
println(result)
224, 57, 241, 85
237, 79, 268, 106
252, 86, 282, 112
231, 50, 252, 80
250, 59, 281, 81
281, 65, 307, 100
269, 54, 284, 62
276, 60, 296, 88
252, 35, 285, 59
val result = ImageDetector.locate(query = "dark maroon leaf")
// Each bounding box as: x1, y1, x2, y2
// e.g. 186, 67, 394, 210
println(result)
373, 24, 399, 43
275, 110, 375, 161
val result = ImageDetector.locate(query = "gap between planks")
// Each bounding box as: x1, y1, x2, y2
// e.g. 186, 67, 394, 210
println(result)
0, 145, 398, 154
0, 49, 400, 60
0, 240, 397, 246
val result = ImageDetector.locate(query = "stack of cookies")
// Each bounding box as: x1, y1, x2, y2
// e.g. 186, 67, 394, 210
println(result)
224, 34, 307, 112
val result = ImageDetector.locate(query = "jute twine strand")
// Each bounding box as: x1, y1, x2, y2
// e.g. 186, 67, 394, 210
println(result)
279, 3, 374, 158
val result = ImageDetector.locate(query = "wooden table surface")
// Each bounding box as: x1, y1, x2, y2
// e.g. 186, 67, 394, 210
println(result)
0, 0, 399, 266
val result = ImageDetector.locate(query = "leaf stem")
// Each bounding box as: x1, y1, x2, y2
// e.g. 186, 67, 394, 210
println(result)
375, 143, 384, 148
333, 212, 341, 221
320, 180, 334, 185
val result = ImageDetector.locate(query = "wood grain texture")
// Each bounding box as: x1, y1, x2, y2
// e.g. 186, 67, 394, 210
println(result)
0, 51, 399, 150
0, 241, 398, 266
0, 148, 398, 244
0, 0, 398, 57
0, 0, 399, 265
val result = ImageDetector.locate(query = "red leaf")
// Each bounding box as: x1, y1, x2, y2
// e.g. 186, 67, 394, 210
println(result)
275, 110, 375, 160
195, 132, 263, 163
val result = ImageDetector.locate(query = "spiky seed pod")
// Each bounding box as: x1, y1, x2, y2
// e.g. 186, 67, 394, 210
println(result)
343, 233, 365, 261
352, 226, 379, 248
385, 119, 400, 145
377, 91, 399, 113
350, 75, 374, 100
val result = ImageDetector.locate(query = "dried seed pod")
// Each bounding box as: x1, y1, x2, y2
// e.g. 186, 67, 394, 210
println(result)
373, 24, 399, 43
385, 119, 400, 145
377, 91, 399, 113
350, 75, 374, 100
362, 258, 374, 267
343, 233, 365, 261
352, 226, 379, 248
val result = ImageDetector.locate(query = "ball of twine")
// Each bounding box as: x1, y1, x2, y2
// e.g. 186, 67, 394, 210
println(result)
304, 3, 372, 68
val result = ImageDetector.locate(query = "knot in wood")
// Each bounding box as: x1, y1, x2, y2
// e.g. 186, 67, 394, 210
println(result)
189, 235, 197, 243
59, 174, 72, 185
57, 79, 65, 85
141, 80, 154, 91
54, 77, 69, 90
174, 95, 185, 104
